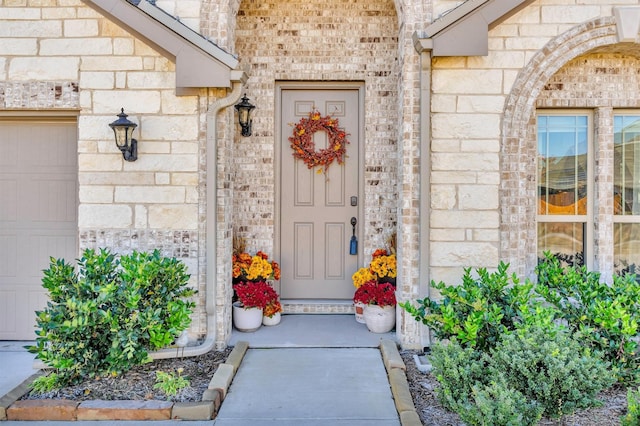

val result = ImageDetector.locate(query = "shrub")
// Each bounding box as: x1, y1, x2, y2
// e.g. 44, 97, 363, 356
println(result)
400, 262, 535, 351
622, 386, 640, 426
28, 248, 195, 388
428, 340, 489, 412
429, 320, 615, 422
491, 323, 615, 418
154, 369, 190, 397
461, 377, 543, 426
429, 341, 542, 425
536, 252, 640, 384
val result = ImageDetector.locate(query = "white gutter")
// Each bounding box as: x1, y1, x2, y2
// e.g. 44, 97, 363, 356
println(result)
151, 73, 247, 359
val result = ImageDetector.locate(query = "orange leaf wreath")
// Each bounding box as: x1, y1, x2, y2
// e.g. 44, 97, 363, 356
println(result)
289, 110, 349, 173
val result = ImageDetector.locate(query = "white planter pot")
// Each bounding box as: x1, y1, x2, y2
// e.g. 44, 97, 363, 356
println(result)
233, 302, 263, 332
262, 312, 281, 326
363, 305, 396, 333
354, 302, 366, 323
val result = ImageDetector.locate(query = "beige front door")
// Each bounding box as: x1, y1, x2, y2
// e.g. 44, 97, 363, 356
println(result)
0, 118, 78, 340
279, 86, 361, 299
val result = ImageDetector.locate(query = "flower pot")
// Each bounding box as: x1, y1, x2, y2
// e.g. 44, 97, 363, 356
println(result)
262, 311, 281, 326
354, 302, 366, 323
233, 302, 263, 332
363, 304, 396, 333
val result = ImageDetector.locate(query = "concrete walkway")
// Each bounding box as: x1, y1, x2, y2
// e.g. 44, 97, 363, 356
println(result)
214, 347, 400, 425
0, 341, 38, 398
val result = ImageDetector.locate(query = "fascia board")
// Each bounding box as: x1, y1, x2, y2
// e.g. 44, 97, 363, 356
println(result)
83, 0, 240, 88
417, 0, 536, 57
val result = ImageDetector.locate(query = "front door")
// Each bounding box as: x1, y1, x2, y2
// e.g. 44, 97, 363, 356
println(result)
279, 86, 361, 299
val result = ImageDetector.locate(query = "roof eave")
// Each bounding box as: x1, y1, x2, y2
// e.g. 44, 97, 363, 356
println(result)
415, 0, 536, 57
82, 0, 242, 89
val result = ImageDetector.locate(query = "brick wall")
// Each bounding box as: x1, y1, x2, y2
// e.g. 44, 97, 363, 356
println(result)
230, 0, 401, 259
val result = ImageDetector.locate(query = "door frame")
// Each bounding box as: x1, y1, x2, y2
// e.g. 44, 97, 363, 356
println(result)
274, 81, 366, 301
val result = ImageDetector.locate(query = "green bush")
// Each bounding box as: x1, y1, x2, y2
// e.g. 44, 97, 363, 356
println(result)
462, 377, 543, 426
622, 386, 640, 426
536, 252, 640, 383
28, 248, 195, 388
429, 321, 614, 421
154, 369, 190, 397
491, 324, 615, 418
400, 262, 536, 351
428, 340, 488, 412
429, 341, 542, 425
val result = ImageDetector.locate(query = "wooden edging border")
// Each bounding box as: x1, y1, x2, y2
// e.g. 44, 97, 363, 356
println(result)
0, 341, 250, 422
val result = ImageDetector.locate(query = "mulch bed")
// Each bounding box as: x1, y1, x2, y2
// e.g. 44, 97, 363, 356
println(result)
21, 348, 232, 403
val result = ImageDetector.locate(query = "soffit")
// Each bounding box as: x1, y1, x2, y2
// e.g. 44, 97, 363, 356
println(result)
414, 0, 536, 56
82, 0, 243, 89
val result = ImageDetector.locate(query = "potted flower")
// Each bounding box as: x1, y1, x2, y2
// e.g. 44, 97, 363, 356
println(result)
233, 280, 275, 332
263, 299, 282, 326
232, 250, 281, 284
231, 242, 283, 330
352, 248, 396, 323
353, 280, 397, 333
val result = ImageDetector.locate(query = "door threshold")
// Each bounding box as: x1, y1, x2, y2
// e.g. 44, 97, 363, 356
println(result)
281, 299, 354, 314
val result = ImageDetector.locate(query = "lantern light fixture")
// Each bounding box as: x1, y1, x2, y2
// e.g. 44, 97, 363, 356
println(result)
234, 94, 255, 137
109, 108, 138, 162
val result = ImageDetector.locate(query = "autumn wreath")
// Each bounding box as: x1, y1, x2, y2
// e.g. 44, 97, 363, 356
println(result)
289, 110, 349, 173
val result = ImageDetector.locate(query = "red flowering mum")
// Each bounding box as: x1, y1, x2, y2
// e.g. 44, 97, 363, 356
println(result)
353, 281, 396, 307
233, 281, 280, 310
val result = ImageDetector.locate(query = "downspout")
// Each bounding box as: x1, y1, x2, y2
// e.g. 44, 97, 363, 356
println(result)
151, 74, 246, 359
413, 32, 433, 350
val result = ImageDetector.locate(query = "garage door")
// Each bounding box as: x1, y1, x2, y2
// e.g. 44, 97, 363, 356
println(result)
0, 117, 78, 340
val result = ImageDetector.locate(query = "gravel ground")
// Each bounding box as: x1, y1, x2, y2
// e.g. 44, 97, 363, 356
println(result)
22, 345, 630, 425
399, 349, 630, 426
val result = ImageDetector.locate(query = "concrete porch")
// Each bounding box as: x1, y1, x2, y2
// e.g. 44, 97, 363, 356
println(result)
229, 314, 396, 348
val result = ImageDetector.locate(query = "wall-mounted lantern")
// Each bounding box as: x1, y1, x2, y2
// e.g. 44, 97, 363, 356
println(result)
234, 94, 255, 137
109, 108, 138, 162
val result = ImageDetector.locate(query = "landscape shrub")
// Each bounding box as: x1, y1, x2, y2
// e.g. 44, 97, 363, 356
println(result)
491, 323, 615, 418
536, 252, 640, 384
429, 341, 543, 425
460, 377, 543, 426
28, 248, 195, 389
622, 386, 640, 426
400, 262, 536, 352
428, 340, 489, 412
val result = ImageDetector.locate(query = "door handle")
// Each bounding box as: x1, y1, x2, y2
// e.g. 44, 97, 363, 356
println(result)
350, 217, 357, 255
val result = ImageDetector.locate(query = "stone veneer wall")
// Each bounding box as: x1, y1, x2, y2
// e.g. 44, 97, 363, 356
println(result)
430, 2, 637, 287
515, 50, 640, 281
501, 13, 635, 281
0, 0, 211, 337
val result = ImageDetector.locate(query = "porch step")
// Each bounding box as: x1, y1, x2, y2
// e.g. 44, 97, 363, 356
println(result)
281, 300, 355, 315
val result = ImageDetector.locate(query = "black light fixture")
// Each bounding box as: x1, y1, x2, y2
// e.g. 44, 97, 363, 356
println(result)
109, 108, 138, 161
234, 94, 255, 137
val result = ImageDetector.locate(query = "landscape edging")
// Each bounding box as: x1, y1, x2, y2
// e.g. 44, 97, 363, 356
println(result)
379, 338, 422, 426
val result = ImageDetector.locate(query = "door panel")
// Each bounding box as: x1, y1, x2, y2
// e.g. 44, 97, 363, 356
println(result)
280, 88, 360, 299
0, 120, 78, 340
